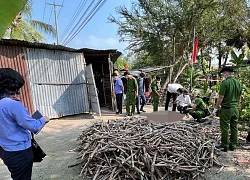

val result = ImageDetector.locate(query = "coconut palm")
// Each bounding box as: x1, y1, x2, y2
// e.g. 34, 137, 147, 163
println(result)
3, 0, 56, 42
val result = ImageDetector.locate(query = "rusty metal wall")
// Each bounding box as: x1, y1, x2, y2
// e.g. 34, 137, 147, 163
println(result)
25, 48, 89, 118
0, 46, 34, 114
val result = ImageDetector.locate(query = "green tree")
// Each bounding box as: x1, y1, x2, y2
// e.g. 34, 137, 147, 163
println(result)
110, 0, 250, 87
114, 55, 131, 70
3, 0, 56, 42
131, 51, 154, 69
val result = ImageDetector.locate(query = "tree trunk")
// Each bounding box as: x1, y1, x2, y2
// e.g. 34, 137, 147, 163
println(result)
173, 63, 189, 82
162, 61, 188, 90
218, 43, 222, 68
223, 51, 229, 67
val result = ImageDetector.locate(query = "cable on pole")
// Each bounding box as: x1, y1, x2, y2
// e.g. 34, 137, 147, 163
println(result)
58, 0, 65, 17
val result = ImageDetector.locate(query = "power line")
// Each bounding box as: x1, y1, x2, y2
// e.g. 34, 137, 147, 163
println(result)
64, 0, 107, 45
58, 0, 65, 17
60, 0, 87, 41
61, 0, 96, 44
48, 7, 53, 24
45, 7, 53, 43
43, 0, 47, 21
47, 0, 63, 45
63, 0, 107, 45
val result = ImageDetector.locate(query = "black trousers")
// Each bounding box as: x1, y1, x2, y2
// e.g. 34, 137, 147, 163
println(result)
165, 91, 178, 111
0, 146, 34, 180
116, 93, 123, 113
177, 105, 192, 114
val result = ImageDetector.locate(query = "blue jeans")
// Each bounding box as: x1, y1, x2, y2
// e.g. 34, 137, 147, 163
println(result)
136, 94, 146, 112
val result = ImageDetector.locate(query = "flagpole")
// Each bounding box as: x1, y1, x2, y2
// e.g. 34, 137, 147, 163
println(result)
190, 26, 196, 93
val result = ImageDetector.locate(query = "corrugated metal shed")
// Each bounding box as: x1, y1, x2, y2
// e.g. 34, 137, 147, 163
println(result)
0, 45, 34, 113
25, 48, 89, 118
0, 39, 121, 115
82, 49, 121, 109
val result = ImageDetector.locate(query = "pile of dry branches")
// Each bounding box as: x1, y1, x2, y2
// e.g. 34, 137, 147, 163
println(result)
72, 117, 221, 180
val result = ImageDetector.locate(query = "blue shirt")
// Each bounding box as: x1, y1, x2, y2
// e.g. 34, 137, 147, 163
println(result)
114, 78, 123, 94
0, 98, 46, 151
137, 77, 144, 95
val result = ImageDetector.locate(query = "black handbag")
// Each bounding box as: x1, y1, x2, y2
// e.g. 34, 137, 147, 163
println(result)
204, 109, 211, 116
31, 133, 46, 162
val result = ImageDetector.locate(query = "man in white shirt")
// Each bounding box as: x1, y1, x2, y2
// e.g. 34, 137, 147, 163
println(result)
176, 89, 192, 114
165, 83, 183, 111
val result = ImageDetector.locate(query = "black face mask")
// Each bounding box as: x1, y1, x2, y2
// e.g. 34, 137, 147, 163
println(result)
0, 93, 16, 100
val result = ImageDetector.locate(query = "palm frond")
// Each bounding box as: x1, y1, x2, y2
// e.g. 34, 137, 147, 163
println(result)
10, 24, 25, 40
20, 0, 32, 18
3, 28, 11, 38
30, 20, 56, 38
20, 21, 45, 42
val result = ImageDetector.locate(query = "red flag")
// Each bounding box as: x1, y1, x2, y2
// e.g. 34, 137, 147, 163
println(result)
124, 65, 129, 71
191, 36, 199, 63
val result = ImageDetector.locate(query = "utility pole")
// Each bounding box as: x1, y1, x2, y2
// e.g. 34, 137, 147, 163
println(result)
47, 0, 62, 45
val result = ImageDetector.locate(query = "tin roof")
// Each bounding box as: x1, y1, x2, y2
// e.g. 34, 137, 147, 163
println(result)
79, 48, 122, 63
0, 39, 122, 60
0, 39, 77, 52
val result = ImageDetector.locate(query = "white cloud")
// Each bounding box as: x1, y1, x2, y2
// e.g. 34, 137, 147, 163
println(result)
69, 35, 129, 54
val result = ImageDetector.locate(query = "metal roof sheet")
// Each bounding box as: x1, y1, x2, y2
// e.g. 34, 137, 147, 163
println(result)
0, 39, 122, 59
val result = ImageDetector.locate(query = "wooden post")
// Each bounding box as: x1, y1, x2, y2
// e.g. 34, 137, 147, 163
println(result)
108, 53, 116, 111
101, 62, 107, 107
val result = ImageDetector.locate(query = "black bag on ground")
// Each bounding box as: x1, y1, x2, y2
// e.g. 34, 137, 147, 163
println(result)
31, 133, 46, 162
204, 109, 211, 116
246, 131, 250, 142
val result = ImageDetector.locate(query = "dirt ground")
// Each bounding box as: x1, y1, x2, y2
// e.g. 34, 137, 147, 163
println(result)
1, 106, 250, 180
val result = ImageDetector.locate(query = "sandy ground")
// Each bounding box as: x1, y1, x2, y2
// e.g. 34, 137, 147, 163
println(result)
1, 106, 250, 180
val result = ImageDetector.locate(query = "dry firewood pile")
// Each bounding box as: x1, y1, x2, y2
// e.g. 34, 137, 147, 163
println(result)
71, 117, 222, 180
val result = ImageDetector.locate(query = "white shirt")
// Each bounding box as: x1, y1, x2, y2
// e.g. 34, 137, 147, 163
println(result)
176, 94, 191, 107
168, 83, 183, 93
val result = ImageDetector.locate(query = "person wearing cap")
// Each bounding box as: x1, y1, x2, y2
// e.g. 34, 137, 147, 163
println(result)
136, 72, 147, 114
213, 66, 242, 152
151, 76, 161, 112
165, 83, 183, 111
0, 68, 50, 180
124, 71, 138, 116
112, 73, 124, 115
114, 69, 119, 76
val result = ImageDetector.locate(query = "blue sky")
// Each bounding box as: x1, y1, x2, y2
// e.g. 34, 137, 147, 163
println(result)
32, 0, 132, 53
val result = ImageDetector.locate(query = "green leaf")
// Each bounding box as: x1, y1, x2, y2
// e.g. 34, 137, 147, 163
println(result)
231, 50, 238, 63
239, 53, 244, 62
0, 0, 28, 39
